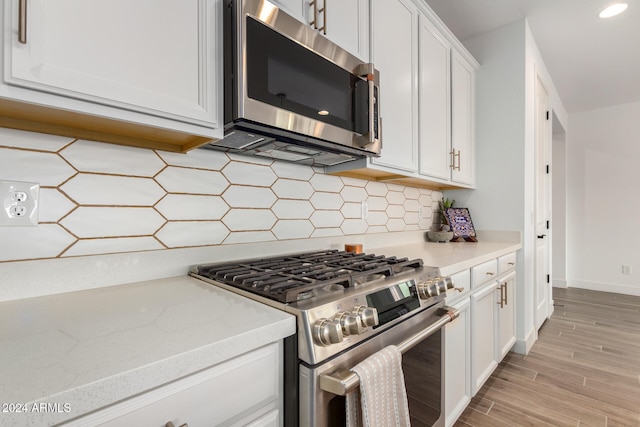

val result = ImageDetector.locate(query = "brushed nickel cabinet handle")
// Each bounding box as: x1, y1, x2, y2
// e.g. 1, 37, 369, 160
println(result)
320, 0, 327, 34
18, 0, 27, 44
504, 281, 508, 305
486, 271, 494, 276
496, 285, 504, 308
455, 150, 461, 171
309, 0, 318, 30
166, 422, 188, 427
450, 149, 455, 169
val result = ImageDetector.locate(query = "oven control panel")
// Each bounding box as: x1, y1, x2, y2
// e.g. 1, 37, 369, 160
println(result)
297, 268, 451, 364
312, 305, 379, 346
417, 276, 454, 299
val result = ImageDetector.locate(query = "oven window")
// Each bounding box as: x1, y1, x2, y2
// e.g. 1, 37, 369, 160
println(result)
245, 16, 368, 134
321, 329, 442, 427
403, 328, 442, 426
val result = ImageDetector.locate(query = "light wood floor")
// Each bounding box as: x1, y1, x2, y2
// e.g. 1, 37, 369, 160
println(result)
454, 287, 640, 427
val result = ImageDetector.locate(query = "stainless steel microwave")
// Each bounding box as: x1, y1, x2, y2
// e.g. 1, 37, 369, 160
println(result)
202, 0, 381, 167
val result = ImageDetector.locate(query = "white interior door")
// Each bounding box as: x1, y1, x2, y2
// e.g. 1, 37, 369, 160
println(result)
534, 75, 551, 330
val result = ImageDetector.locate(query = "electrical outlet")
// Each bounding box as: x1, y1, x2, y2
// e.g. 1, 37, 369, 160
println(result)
0, 180, 39, 226
361, 201, 368, 220
622, 264, 632, 275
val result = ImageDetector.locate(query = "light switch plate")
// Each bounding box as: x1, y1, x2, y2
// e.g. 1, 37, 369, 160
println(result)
0, 180, 39, 226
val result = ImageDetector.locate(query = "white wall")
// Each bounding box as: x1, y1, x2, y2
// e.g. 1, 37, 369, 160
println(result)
567, 100, 640, 295
447, 19, 567, 354
552, 129, 567, 287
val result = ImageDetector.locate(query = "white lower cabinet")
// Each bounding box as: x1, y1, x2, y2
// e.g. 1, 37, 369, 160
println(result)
62, 343, 283, 427
470, 281, 498, 395
444, 296, 471, 427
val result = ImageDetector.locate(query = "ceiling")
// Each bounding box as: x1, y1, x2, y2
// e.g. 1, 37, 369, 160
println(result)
423, 0, 640, 114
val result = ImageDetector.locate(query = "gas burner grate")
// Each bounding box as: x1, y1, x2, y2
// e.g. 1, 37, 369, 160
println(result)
192, 249, 423, 303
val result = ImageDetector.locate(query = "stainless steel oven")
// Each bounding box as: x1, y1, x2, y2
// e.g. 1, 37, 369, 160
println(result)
190, 250, 459, 427
203, 0, 382, 167
304, 304, 455, 427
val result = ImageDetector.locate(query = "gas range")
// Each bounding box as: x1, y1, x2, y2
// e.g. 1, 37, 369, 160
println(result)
190, 249, 454, 365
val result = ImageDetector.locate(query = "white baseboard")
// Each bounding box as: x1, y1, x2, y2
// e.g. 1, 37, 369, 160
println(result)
570, 279, 640, 296
512, 327, 536, 355
552, 279, 567, 288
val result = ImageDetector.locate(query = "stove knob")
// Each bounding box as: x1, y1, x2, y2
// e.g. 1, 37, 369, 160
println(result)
444, 276, 454, 290
429, 283, 441, 296
435, 277, 448, 294
418, 280, 440, 298
313, 318, 344, 346
417, 281, 432, 299
335, 312, 364, 335
354, 306, 379, 328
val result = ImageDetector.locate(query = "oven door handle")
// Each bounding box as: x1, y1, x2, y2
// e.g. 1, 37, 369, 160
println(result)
319, 306, 460, 396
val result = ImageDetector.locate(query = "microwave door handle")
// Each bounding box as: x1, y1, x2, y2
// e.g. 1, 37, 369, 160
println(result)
354, 63, 377, 148
318, 307, 459, 396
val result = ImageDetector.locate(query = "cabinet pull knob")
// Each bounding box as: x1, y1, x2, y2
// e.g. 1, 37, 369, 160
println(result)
454, 287, 465, 293
166, 422, 188, 427
18, 0, 27, 44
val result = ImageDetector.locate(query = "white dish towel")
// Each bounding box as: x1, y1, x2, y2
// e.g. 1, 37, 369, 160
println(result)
345, 345, 411, 427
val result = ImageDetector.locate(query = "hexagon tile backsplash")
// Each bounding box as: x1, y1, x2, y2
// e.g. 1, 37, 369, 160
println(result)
0, 128, 442, 263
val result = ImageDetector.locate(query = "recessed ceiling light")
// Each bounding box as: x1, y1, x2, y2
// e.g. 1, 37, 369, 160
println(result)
599, 3, 628, 18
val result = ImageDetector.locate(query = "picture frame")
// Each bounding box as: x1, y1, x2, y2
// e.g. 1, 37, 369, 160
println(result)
444, 207, 478, 242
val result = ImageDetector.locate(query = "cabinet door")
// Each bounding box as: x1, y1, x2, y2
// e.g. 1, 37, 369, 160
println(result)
271, 0, 306, 22
6, 0, 218, 127
496, 271, 516, 360
62, 343, 282, 427
418, 14, 451, 181
451, 50, 475, 185
470, 282, 498, 395
323, 0, 369, 61
371, 0, 418, 172
444, 297, 471, 427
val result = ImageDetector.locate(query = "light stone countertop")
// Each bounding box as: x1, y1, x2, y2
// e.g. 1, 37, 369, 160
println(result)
0, 230, 520, 426
0, 276, 295, 427
368, 230, 522, 276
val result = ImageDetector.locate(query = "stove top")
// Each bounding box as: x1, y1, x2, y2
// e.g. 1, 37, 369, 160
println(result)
190, 249, 454, 365
190, 249, 423, 304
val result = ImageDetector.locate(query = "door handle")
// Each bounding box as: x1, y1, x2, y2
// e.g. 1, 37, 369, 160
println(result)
537, 234, 546, 239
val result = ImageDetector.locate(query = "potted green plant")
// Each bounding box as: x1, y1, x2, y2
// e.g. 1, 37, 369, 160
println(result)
426, 197, 455, 242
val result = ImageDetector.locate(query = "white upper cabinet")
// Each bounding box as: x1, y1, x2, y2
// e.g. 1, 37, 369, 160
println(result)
370, 0, 418, 173
418, 14, 451, 181
270, 0, 307, 21
271, 0, 370, 61
320, 0, 370, 61
326, 0, 477, 190
418, 12, 476, 187
451, 49, 475, 186
1, 0, 222, 151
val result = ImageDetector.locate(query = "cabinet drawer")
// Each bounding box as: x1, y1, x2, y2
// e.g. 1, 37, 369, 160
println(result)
498, 252, 517, 274
64, 343, 281, 427
446, 269, 470, 302
471, 259, 498, 289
